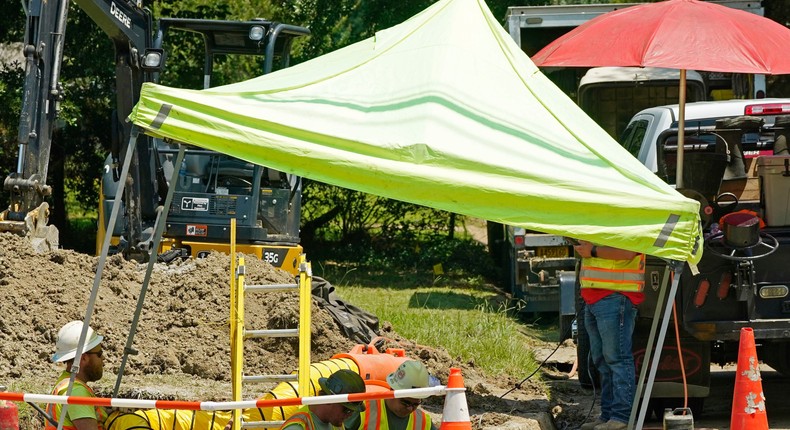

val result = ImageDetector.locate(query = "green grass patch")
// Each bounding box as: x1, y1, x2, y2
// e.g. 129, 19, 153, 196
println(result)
335, 281, 540, 380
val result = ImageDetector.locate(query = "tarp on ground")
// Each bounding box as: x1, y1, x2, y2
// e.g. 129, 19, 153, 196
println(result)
128, 0, 702, 263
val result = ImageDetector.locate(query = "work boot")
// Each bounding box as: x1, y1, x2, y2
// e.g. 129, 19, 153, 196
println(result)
594, 420, 627, 430
579, 419, 605, 430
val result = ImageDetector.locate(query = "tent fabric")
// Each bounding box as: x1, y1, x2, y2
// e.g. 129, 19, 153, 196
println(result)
128, 0, 702, 263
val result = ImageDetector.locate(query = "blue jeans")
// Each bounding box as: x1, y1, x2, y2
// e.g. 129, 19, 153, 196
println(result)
584, 292, 638, 424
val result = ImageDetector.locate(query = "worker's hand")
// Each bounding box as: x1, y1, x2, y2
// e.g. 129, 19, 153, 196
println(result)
573, 240, 594, 258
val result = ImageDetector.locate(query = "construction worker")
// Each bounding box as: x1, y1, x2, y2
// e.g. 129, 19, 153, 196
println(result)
354, 360, 435, 430
280, 369, 366, 430
47, 321, 108, 430
574, 241, 644, 430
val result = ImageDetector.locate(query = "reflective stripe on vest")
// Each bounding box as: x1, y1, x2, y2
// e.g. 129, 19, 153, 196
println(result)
361, 399, 431, 430
362, 400, 381, 430
282, 410, 314, 430
580, 253, 645, 293
45, 377, 106, 430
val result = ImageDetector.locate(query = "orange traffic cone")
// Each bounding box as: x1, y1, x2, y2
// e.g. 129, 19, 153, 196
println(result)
440, 368, 471, 430
731, 327, 768, 430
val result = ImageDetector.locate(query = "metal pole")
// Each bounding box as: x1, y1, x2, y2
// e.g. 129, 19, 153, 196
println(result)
113, 141, 185, 396
55, 125, 138, 430
634, 261, 685, 430
629, 263, 671, 428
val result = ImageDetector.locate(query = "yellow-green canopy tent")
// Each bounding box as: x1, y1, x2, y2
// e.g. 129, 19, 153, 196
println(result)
129, 0, 701, 263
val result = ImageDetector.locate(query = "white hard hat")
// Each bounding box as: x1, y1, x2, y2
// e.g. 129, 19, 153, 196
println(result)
387, 360, 430, 390
52, 321, 103, 363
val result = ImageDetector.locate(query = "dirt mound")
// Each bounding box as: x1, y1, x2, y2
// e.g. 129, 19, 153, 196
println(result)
0, 232, 355, 384
0, 233, 582, 429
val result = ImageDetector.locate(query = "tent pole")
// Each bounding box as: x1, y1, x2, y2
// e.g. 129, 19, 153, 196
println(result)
55, 126, 139, 430
633, 261, 685, 429
113, 140, 185, 396
629, 263, 672, 428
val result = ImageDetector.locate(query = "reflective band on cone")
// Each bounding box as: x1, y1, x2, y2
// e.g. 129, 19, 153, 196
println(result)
730, 327, 769, 430
439, 368, 471, 430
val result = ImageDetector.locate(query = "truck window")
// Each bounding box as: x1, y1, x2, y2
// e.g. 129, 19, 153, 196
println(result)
620, 119, 649, 158
656, 126, 772, 201
578, 70, 706, 138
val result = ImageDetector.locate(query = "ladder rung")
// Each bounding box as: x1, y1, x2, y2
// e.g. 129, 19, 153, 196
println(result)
245, 283, 298, 293
245, 329, 298, 338
242, 420, 285, 429
243, 374, 297, 383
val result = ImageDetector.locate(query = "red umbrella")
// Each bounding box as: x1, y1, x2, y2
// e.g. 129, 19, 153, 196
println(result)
532, 0, 790, 187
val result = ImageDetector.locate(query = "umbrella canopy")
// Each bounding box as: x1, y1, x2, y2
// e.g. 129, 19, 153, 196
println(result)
129, 0, 702, 263
532, 0, 790, 188
531, 0, 790, 74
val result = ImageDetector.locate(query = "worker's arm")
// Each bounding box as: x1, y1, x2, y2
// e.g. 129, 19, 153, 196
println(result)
574, 240, 639, 260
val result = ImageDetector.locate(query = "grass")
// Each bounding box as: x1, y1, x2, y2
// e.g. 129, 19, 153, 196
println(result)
322, 266, 543, 381
7, 378, 50, 429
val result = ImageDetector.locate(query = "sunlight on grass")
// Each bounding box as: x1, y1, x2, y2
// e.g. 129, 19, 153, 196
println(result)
338, 285, 538, 379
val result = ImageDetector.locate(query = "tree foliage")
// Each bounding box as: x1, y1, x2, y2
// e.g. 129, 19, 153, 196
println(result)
2, 0, 790, 250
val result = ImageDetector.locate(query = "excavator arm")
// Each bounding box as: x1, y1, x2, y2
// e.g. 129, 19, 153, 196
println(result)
7, 0, 308, 269
0, 0, 67, 250
3, 0, 157, 252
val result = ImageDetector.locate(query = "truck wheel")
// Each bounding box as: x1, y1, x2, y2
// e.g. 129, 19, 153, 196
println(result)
486, 221, 505, 263
763, 342, 790, 376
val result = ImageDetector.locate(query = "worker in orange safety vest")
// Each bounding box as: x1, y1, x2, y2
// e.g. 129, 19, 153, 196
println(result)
574, 241, 644, 430
280, 369, 366, 430
46, 321, 108, 430
353, 360, 436, 430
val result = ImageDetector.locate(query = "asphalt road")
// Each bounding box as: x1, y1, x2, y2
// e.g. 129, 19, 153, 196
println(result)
536, 344, 788, 430
640, 364, 789, 430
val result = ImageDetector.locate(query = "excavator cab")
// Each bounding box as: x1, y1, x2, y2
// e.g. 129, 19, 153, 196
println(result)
96, 15, 309, 272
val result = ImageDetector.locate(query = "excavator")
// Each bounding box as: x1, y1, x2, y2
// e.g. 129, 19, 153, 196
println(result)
3, 0, 309, 273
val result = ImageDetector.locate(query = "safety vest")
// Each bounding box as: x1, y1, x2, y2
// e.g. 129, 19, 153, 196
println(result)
359, 399, 431, 430
45, 376, 107, 430
280, 407, 343, 430
579, 253, 645, 293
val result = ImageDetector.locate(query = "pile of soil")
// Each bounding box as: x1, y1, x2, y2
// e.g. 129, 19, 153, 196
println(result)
0, 233, 593, 429
0, 232, 355, 384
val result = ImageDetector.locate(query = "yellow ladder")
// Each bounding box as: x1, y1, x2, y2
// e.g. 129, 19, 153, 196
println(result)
229, 219, 312, 429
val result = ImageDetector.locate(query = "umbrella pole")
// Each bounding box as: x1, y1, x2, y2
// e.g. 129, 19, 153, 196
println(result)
675, 70, 687, 189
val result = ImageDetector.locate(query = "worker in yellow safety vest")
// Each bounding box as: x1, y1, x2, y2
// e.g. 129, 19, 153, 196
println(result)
354, 360, 436, 430
46, 321, 109, 430
280, 369, 366, 430
574, 241, 644, 430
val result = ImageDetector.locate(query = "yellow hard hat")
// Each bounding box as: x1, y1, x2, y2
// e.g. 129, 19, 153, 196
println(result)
387, 360, 429, 390
52, 321, 103, 363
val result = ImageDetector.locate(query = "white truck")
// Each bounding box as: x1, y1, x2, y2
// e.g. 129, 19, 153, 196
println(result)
495, 0, 768, 343
605, 98, 790, 415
